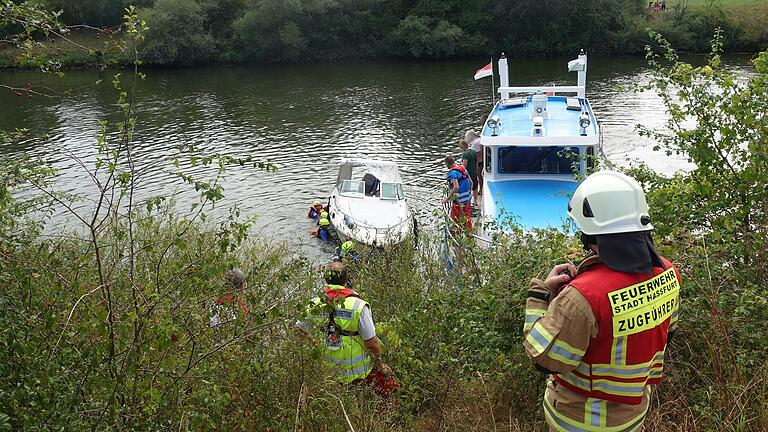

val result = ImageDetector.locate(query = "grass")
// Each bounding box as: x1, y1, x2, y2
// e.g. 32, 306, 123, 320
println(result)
0, 29, 125, 69
1, 219, 766, 431
680, 0, 765, 7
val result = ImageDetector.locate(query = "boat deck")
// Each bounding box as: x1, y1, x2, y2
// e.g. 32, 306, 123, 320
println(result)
482, 96, 597, 139
484, 179, 577, 230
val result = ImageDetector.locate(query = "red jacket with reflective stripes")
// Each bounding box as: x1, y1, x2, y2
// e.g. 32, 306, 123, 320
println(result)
553, 257, 681, 405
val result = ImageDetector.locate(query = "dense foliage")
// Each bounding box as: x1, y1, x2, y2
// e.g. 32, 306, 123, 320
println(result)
2, 0, 767, 66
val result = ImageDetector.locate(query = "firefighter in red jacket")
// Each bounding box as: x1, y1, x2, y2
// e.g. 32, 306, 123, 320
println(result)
523, 171, 681, 431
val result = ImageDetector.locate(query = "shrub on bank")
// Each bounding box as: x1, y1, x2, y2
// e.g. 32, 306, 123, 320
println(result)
0, 207, 766, 430
3, 0, 767, 68
138, 0, 216, 66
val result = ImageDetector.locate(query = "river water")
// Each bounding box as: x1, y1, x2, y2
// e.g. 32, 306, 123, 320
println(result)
0, 55, 754, 257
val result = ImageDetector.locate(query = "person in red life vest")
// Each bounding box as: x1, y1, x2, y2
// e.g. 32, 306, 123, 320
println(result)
209, 268, 249, 328
297, 262, 399, 397
522, 171, 681, 431
441, 156, 473, 230
307, 200, 324, 219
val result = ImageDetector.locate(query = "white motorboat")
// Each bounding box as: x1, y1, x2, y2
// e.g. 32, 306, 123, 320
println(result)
328, 158, 414, 247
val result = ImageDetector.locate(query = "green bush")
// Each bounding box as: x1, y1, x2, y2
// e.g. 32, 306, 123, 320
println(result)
388, 15, 473, 59
728, 3, 768, 52
139, 0, 216, 66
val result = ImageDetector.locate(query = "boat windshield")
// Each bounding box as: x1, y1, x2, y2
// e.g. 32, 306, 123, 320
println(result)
340, 180, 365, 197
497, 146, 580, 175
380, 183, 404, 200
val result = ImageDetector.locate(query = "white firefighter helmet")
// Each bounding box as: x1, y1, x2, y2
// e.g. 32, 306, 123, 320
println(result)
567, 170, 653, 235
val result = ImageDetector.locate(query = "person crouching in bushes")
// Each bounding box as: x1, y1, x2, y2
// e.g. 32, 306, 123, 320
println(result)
296, 262, 398, 397
209, 268, 249, 328
336, 240, 360, 262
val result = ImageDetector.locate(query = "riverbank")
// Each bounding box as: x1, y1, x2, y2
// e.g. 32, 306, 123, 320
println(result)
0, 29, 125, 69
0, 210, 766, 431
1, 1, 766, 70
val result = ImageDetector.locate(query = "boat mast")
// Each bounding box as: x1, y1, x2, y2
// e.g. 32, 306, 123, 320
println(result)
491, 56, 495, 106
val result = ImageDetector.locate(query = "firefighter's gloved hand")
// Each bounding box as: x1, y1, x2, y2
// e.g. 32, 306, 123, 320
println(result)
544, 263, 577, 288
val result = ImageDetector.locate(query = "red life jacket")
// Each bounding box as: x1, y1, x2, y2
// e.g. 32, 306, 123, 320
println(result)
215, 292, 249, 319
324, 285, 360, 301
449, 164, 469, 179
553, 257, 681, 405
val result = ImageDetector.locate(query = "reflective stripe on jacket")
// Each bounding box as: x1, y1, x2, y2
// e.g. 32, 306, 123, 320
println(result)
543, 379, 651, 432
553, 257, 681, 405
305, 285, 372, 383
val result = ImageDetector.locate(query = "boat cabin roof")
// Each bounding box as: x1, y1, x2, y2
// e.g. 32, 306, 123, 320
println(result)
480, 96, 599, 146
336, 158, 403, 185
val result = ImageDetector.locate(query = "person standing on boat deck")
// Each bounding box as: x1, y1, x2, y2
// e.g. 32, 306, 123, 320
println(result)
522, 171, 681, 432
297, 262, 397, 396
458, 140, 479, 207
465, 128, 484, 197
442, 156, 473, 230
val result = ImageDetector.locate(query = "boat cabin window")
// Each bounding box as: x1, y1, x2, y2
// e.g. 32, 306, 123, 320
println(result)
380, 183, 404, 200
497, 146, 580, 175
340, 180, 365, 197
485, 147, 491, 173
362, 173, 380, 196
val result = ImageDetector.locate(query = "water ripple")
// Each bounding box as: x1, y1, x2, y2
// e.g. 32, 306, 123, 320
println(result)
0, 56, 754, 259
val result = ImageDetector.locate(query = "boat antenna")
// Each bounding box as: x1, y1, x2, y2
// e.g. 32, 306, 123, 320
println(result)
490, 56, 496, 106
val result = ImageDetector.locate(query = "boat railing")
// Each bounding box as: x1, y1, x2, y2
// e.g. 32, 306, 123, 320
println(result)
597, 121, 616, 170
339, 210, 413, 242
497, 85, 585, 99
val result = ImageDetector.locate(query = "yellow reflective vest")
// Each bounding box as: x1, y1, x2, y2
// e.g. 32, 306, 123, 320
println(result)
306, 285, 373, 384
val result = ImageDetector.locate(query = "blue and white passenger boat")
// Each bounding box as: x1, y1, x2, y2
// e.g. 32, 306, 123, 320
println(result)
476, 50, 601, 237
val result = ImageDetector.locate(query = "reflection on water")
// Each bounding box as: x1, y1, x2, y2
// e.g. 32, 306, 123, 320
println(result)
0, 55, 754, 259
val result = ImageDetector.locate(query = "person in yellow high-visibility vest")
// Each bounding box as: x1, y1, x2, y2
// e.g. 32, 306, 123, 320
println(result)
297, 262, 398, 396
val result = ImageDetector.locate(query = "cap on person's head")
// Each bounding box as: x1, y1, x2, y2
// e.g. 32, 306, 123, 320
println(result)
313, 200, 322, 207
324, 261, 348, 286
318, 218, 330, 226
224, 268, 246, 290
341, 240, 355, 254
320, 210, 328, 219
464, 129, 480, 144
444, 155, 455, 166
568, 170, 662, 274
